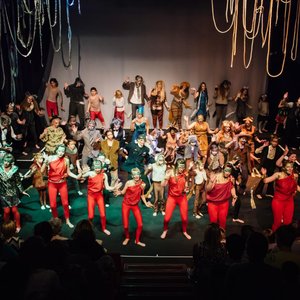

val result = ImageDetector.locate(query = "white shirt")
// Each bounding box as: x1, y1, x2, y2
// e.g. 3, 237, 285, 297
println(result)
194, 169, 207, 185
130, 85, 142, 104
150, 163, 167, 182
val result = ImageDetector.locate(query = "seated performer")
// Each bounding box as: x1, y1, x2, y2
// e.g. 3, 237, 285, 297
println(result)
114, 168, 153, 247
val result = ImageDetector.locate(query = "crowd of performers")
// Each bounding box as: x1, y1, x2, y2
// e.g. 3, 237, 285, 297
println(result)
0, 75, 300, 247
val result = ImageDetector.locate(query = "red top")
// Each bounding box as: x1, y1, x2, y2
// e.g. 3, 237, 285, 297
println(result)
88, 172, 104, 193
273, 174, 297, 202
123, 180, 144, 206
168, 173, 186, 197
48, 158, 67, 183
206, 179, 233, 202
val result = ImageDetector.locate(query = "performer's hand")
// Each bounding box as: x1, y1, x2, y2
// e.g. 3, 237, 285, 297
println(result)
145, 201, 154, 208
114, 190, 121, 197
232, 196, 237, 206
22, 191, 30, 197
64, 83, 69, 89
260, 167, 267, 176
71, 125, 78, 133
113, 181, 123, 191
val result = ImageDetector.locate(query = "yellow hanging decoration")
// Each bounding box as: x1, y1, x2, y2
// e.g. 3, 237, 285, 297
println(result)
211, 0, 300, 78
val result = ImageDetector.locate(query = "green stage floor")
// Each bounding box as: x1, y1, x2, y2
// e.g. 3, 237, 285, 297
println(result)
16, 175, 300, 256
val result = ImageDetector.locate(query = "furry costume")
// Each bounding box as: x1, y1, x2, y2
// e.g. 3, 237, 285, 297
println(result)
169, 82, 192, 129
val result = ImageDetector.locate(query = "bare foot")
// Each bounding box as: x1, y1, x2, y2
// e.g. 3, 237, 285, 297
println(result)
135, 241, 146, 247
122, 238, 130, 246
160, 230, 168, 239
232, 218, 245, 224
103, 229, 111, 236
256, 194, 262, 199
183, 232, 192, 240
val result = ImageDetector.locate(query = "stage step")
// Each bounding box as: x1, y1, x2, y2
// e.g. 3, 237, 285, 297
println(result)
119, 262, 196, 299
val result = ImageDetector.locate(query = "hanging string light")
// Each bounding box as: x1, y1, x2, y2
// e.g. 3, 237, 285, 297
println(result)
211, 0, 300, 77
0, 0, 81, 99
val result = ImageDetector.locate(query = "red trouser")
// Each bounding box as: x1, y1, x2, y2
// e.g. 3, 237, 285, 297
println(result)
207, 200, 229, 230
122, 202, 143, 243
114, 110, 124, 125
90, 111, 105, 123
163, 194, 188, 232
3, 206, 20, 228
46, 100, 58, 118
272, 198, 294, 232
48, 181, 70, 219
87, 191, 106, 231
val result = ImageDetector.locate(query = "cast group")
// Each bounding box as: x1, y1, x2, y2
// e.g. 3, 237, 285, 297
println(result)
1, 75, 300, 247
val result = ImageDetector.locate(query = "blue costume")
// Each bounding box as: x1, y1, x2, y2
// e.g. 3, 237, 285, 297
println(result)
191, 91, 208, 120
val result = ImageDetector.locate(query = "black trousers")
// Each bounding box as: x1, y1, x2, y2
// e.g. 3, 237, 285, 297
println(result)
69, 102, 85, 129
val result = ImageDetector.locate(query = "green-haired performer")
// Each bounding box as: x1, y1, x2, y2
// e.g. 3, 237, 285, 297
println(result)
0, 153, 29, 233
115, 168, 153, 247
82, 160, 121, 235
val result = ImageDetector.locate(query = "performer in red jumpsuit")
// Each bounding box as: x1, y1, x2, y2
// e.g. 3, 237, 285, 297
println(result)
262, 161, 299, 232
160, 159, 191, 240
115, 168, 153, 247
41, 144, 81, 228
82, 160, 121, 235
206, 165, 237, 230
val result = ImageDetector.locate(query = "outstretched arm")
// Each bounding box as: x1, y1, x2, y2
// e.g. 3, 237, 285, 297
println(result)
262, 169, 280, 184
103, 173, 121, 191
66, 158, 81, 179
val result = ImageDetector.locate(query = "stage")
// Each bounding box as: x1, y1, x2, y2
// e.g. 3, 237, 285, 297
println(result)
16, 172, 300, 256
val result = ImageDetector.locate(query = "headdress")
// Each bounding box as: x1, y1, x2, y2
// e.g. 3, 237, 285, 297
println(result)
243, 116, 254, 123
136, 106, 144, 115
131, 168, 141, 176
93, 159, 103, 169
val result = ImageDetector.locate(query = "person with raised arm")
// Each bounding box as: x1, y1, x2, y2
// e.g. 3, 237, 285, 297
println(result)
261, 160, 300, 232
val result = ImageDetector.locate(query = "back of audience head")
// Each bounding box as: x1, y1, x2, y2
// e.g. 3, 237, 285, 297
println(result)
20, 236, 47, 269
34, 221, 53, 245
71, 219, 95, 242
49, 218, 63, 236
246, 231, 269, 263
240, 224, 255, 244
1, 220, 16, 241
226, 233, 245, 261
203, 223, 223, 248
275, 224, 296, 250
